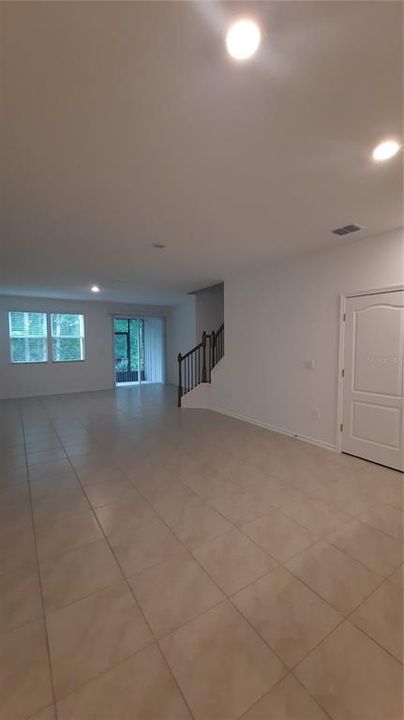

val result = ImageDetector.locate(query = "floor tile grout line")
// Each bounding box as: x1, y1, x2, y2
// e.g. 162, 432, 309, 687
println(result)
77, 421, 401, 537
343, 615, 403, 665
277, 504, 354, 538
280, 523, 403, 590
128, 472, 243, 574
170, 461, 401, 532
326, 508, 404, 544
124, 479, 249, 613
112, 450, 333, 717
41, 635, 159, 709
25, 705, 56, 720
268, 460, 404, 521
128, 459, 401, 588
282, 553, 388, 621
343, 578, 404, 665
40, 400, 198, 720
326, 534, 402, 580
174, 466, 383, 569
125, 465, 330, 719
222, 539, 404, 702
288, 673, 336, 720
384, 562, 404, 584
39, 573, 136, 617
355, 513, 404, 542
153, 641, 198, 720
286, 600, 404, 711
15, 390, 395, 720
28, 426, 394, 650
303, 483, 404, 526
288, 610, 350, 671
227, 576, 348, 674
235, 670, 335, 720
212, 563, 279, 600
19, 398, 60, 720
168, 474, 323, 566
227, 589, 348, 720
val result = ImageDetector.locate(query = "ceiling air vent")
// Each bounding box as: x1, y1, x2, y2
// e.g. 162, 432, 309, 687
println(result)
332, 224, 362, 236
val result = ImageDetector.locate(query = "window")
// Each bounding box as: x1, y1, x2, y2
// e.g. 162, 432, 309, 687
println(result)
51, 314, 85, 362
9, 311, 48, 363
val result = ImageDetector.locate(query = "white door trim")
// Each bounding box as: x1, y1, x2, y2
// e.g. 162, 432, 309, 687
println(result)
336, 284, 404, 454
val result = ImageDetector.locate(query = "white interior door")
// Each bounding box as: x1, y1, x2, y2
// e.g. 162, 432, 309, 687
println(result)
342, 290, 404, 471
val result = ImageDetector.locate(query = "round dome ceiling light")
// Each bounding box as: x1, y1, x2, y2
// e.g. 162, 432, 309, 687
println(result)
91, 285, 101, 293
226, 18, 261, 61
372, 139, 401, 162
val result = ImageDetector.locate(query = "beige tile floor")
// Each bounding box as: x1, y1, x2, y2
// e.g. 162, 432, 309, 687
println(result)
0, 384, 402, 720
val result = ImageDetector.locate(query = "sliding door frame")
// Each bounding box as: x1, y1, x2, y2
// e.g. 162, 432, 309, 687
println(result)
111, 314, 165, 387
112, 316, 144, 386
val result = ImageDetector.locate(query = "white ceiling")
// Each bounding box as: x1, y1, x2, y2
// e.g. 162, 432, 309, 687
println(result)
1, 1, 402, 305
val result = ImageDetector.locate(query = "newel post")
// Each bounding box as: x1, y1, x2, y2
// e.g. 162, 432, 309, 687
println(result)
177, 353, 183, 407
201, 332, 207, 382
211, 329, 216, 370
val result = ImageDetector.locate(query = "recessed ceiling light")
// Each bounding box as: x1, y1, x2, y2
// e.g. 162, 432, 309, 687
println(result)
152, 243, 166, 249
91, 285, 101, 293
372, 139, 401, 162
226, 18, 261, 61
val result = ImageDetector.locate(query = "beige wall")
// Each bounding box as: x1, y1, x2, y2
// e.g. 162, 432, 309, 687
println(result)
165, 296, 197, 386
195, 284, 224, 340
0, 296, 168, 399
209, 229, 404, 449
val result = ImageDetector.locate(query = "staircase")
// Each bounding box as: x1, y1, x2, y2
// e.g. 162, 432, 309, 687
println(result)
177, 323, 224, 407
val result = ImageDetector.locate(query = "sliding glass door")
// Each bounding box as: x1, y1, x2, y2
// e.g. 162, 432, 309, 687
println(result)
113, 317, 164, 385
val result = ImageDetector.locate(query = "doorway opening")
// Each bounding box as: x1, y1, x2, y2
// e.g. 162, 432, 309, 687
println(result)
113, 317, 165, 386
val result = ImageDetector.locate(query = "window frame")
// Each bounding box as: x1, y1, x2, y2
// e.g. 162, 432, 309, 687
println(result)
50, 313, 86, 363
8, 311, 49, 364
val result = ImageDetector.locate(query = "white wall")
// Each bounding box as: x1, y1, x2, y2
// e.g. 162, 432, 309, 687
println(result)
0, 296, 168, 399
165, 296, 197, 385
210, 229, 404, 449
194, 284, 224, 339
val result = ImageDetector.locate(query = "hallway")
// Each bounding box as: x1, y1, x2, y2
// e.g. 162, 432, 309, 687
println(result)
0, 385, 402, 720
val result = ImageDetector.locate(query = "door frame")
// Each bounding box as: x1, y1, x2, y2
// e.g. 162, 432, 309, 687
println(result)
111, 316, 145, 386
336, 284, 404, 454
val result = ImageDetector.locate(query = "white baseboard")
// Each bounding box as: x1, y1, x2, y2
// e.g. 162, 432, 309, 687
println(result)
209, 405, 337, 454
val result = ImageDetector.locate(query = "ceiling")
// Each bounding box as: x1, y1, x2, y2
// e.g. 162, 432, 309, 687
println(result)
1, 1, 402, 305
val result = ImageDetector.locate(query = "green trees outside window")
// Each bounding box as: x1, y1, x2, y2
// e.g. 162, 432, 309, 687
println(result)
9, 312, 48, 363
51, 314, 85, 361
113, 318, 144, 376
8, 311, 85, 363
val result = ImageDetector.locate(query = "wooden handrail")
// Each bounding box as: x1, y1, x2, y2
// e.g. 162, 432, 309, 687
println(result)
210, 323, 224, 373
181, 341, 203, 361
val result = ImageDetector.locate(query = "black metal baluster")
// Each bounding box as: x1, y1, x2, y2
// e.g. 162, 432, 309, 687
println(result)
202, 332, 207, 382
177, 354, 182, 407
177, 326, 223, 406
